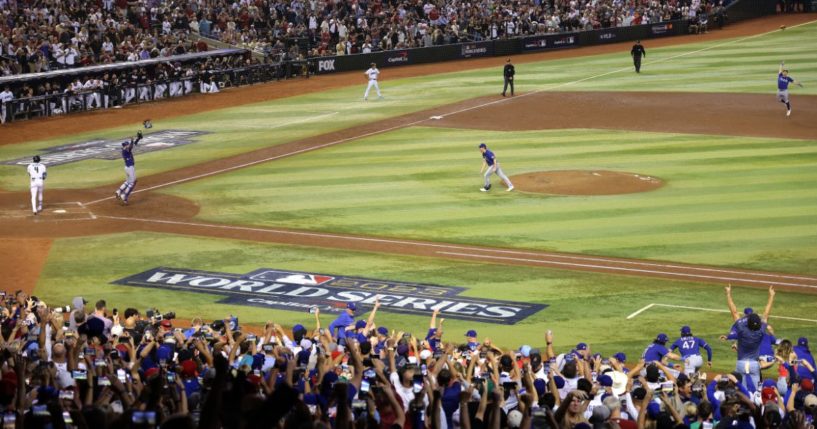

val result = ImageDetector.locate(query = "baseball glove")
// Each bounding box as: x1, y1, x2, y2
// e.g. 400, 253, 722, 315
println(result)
136, 131, 143, 139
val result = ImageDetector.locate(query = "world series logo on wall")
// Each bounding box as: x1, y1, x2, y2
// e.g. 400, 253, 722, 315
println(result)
113, 267, 547, 325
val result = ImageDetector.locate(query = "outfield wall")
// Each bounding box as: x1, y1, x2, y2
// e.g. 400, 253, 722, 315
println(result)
312, 20, 693, 75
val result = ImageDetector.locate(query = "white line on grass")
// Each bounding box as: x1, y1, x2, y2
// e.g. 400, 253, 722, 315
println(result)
627, 303, 817, 323
237, 111, 339, 130
84, 19, 817, 207
435, 251, 817, 289
92, 214, 817, 289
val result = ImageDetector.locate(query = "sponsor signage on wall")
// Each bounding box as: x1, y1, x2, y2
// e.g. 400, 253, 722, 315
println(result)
385, 50, 410, 65
1, 130, 208, 166
113, 267, 547, 325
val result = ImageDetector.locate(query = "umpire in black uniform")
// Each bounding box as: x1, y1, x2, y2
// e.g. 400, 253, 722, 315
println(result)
502, 58, 515, 97
631, 40, 646, 73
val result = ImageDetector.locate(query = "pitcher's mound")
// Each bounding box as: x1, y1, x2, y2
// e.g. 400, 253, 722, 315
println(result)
510, 170, 664, 195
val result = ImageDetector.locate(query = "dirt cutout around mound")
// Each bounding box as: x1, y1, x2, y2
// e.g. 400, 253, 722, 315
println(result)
512, 170, 664, 195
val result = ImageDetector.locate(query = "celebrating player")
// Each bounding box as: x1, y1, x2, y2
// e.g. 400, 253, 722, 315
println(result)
670, 326, 713, 377
478, 143, 514, 192
114, 131, 143, 205
363, 63, 382, 101
26, 155, 47, 215
777, 61, 803, 117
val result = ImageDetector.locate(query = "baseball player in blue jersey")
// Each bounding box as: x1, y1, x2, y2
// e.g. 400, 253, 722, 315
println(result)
114, 131, 143, 205
777, 61, 803, 117
643, 333, 681, 363
670, 326, 713, 376
478, 143, 514, 192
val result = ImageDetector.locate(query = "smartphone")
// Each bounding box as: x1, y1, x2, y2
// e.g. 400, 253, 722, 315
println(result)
132, 411, 145, 423
59, 390, 75, 400
421, 364, 428, 376
361, 379, 370, 393
72, 369, 87, 380
412, 374, 423, 394
98, 376, 111, 386
661, 381, 674, 394
62, 411, 73, 424
84, 347, 95, 357
167, 372, 176, 383
117, 369, 127, 383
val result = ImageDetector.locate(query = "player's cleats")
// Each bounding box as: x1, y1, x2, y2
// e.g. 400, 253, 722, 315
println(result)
507, 186, 514, 192
480, 188, 488, 192
115, 191, 121, 201
787, 109, 791, 117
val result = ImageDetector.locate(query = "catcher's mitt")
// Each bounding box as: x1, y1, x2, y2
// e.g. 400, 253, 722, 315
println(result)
136, 131, 143, 139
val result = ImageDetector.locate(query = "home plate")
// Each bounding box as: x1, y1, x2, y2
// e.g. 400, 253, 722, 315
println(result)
430, 116, 443, 120
54, 209, 67, 214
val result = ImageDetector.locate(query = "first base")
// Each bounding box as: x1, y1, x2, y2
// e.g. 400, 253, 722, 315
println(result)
430, 116, 443, 120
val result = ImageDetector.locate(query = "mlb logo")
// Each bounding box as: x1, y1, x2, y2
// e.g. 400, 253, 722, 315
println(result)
248, 270, 334, 286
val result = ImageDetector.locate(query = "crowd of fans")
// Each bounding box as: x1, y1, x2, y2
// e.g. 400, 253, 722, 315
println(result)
0, 53, 300, 124
1, 0, 739, 76
2, 283, 816, 429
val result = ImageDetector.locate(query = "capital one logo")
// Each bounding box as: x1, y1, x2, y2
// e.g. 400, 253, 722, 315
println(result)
318, 59, 336, 72
387, 51, 409, 63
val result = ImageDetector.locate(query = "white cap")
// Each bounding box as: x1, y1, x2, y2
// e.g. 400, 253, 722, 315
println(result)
507, 410, 523, 428
419, 349, 432, 360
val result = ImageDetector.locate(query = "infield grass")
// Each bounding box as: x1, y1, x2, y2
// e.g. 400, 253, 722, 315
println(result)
33, 231, 817, 373
163, 127, 817, 274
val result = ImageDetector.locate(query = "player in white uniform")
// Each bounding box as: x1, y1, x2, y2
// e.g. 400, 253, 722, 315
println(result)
363, 63, 383, 100
26, 156, 47, 215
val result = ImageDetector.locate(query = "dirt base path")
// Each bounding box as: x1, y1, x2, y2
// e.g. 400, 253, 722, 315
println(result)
2, 13, 814, 145
0, 238, 52, 296
429, 91, 817, 139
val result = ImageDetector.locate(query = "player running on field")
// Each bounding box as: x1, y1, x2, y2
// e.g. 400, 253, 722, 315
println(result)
26, 155, 47, 215
777, 61, 803, 117
114, 131, 143, 205
478, 143, 513, 192
670, 326, 713, 377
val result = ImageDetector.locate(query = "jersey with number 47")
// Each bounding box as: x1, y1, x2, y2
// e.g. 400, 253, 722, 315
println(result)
671, 335, 712, 359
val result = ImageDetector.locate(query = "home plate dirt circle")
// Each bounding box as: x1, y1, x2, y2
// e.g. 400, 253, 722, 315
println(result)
510, 170, 664, 195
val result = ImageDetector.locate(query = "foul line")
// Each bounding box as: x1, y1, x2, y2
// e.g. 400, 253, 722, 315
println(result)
93, 215, 817, 290
83, 18, 817, 207
627, 303, 817, 323
435, 251, 817, 289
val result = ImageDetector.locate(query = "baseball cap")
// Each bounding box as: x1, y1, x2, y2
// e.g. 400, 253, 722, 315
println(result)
160, 319, 172, 328
122, 141, 129, 147
419, 349, 432, 360
761, 387, 777, 403
801, 377, 814, 392
576, 342, 588, 351
613, 352, 627, 363
519, 345, 532, 357
597, 374, 613, 387
805, 394, 817, 408
747, 313, 762, 331
798, 337, 809, 347
346, 302, 357, 312
646, 402, 662, 419
610, 371, 628, 395
507, 410, 524, 428
656, 333, 669, 343
478, 143, 487, 149
144, 367, 160, 379
744, 307, 754, 315
552, 375, 565, 389
355, 320, 367, 330
533, 379, 547, 396
681, 326, 692, 336
762, 379, 777, 388
376, 327, 388, 336
465, 330, 477, 338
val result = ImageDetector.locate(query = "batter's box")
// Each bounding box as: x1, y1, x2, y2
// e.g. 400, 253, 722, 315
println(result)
0, 202, 97, 221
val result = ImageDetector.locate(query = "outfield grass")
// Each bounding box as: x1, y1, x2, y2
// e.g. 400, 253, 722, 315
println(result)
34, 232, 817, 372
164, 127, 817, 274
0, 21, 814, 191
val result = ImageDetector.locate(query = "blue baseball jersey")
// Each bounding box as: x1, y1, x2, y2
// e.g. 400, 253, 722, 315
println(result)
726, 319, 765, 360
425, 328, 441, 352
671, 336, 713, 361
642, 343, 669, 362
758, 333, 776, 358
482, 149, 496, 166
778, 73, 794, 90
122, 145, 135, 167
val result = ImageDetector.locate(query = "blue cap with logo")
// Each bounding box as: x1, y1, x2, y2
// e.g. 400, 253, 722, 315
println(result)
576, 342, 588, 351
656, 333, 669, 343
681, 326, 692, 336
744, 307, 753, 315
355, 320, 367, 330
613, 352, 627, 363
377, 327, 388, 336
347, 302, 357, 312
799, 337, 809, 347
478, 143, 487, 149
466, 330, 478, 338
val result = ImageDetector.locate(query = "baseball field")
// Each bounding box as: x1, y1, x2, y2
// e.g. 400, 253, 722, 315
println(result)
1, 14, 816, 371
